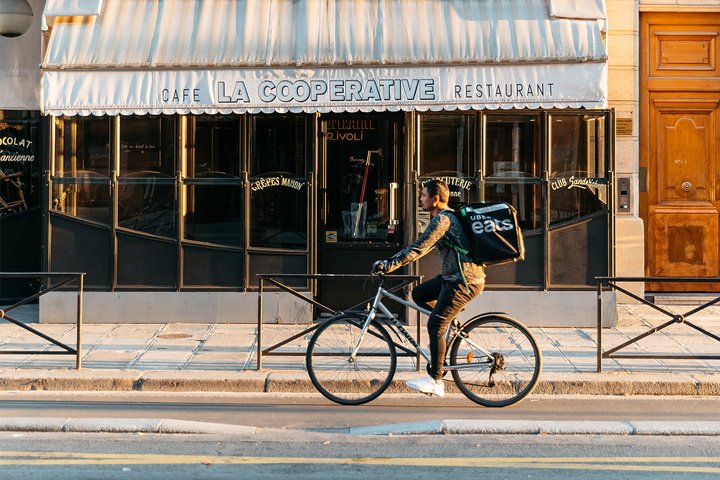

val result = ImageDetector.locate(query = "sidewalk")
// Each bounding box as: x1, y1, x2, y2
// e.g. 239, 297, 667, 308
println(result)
0, 303, 719, 396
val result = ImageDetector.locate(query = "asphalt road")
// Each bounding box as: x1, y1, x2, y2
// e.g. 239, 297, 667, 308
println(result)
1, 430, 720, 479
2, 392, 720, 479
0, 391, 718, 430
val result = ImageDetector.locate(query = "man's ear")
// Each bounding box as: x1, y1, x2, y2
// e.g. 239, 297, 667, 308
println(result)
433, 195, 441, 207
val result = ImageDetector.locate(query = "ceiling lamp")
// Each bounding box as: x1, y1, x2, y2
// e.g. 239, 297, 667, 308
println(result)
0, 0, 33, 38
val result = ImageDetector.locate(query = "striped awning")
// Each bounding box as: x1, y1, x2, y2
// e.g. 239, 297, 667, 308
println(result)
41, 0, 608, 116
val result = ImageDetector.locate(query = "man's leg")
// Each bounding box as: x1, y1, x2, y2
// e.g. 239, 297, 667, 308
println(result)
411, 275, 443, 312
427, 282, 483, 380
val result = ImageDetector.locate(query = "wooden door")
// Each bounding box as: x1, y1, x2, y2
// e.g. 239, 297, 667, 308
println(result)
641, 13, 720, 291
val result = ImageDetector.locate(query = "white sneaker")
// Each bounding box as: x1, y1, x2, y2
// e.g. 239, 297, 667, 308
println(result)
405, 375, 445, 397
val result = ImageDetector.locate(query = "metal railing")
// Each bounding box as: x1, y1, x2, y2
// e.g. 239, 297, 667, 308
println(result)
0, 272, 84, 369
596, 276, 720, 372
256, 273, 423, 370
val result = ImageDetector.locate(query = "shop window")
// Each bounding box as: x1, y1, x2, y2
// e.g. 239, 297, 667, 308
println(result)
117, 116, 177, 237
484, 115, 542, 231
184, 185, 242, 245
1, 119, 38, 216
324, 116, 400, 242
55, 116, 111, 177
187, 115, 240, 178
119, 116, 176, 177
184, 116, 243, 247
51, 116, 111, 224
418, 114, 476, 214
52, 180, 111, 225
549, 114, 608, 225
250, 115, 308, 250
0, 117, 42, 300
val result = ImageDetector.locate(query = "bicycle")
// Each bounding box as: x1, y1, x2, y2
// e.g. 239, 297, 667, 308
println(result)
305, 270, 542, 406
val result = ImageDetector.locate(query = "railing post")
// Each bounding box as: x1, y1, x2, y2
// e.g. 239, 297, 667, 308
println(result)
597, 278, 603, 373
257, 277, 263, 371
76, 273, 84, 369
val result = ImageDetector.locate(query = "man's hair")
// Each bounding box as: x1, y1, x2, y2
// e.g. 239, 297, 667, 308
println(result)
424, 179, 450, 203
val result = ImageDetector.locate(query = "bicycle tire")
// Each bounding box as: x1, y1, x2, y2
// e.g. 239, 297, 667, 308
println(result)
449, 314, 542, 407
306, 314, 397, 405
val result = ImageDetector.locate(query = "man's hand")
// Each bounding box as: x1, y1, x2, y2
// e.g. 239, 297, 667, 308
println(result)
371, 260, 388, 275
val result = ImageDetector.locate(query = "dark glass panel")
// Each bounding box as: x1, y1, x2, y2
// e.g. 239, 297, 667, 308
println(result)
49, 214, 112, 288
418, 114, 473, 176
248, 253, 307, 288
252, 115, 306, 177
549, 214, 608, 286
52, 179, 110, 225
119, 115, 176, 177
117, 177, 176, 237
484, 232, 543, 287
548, 114, 609, 225
183, 246, 243, 287
250, 115, 308, 249
550, 114, 607, 179
484, 116, 540, 179
184, 184, 242, 246
55, 116, 111, 177
324, 116, 398, 242
1, 120, 40, 216
250, 181, 307, 249
117, 233, 176, 287
187, 115, 240, 178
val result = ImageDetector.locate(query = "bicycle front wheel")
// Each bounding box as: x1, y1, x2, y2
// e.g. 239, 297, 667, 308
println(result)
306, 314, 397, 405
450, 315, 541, 407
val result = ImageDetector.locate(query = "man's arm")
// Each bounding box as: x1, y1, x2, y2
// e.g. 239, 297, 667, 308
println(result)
385, 213, 451, 273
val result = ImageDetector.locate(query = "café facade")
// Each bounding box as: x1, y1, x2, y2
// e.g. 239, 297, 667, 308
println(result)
36, 0, 615, 325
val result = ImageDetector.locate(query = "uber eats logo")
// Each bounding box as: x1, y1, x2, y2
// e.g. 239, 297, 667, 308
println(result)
469, 215, 514, 234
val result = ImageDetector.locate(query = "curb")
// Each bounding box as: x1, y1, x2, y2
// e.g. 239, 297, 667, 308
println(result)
3, 417, 720, 436
0, 417, 257, 435
0, 369, 719, 396
347, 420, 720, 436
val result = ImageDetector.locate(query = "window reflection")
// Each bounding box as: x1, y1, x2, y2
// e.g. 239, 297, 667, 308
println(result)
549, 115, 608, 225
252, 115, 306, 176
251, 115, 308, 249
120, 116, 175, 177
52, 179, 110, 224
418, 114, 476, 215
419, 114, 473, 176
187, 115, 240, 178
485, 116, 540, 179
324, 116, 397, 242
117, 176, 175, 237
550, 115, 606, 178
115, 116, 177, 237
51, 116, 110, 224
185, 185, 242, 246
55, 117, 111, 177
250, 181, 308, 249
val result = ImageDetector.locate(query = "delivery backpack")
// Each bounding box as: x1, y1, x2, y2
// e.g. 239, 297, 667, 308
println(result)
445, 202, 525, 267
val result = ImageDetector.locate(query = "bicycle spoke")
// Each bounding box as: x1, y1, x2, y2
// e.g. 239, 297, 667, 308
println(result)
306, 316, 396, 405
450, 316, 541, 407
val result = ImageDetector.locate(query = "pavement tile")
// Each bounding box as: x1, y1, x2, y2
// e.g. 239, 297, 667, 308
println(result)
184, 351, 247, 371
81, 350, 141, 369
131, 349, 193, 370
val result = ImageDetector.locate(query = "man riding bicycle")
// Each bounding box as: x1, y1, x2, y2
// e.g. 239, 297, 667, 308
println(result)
373, 179, 484, 397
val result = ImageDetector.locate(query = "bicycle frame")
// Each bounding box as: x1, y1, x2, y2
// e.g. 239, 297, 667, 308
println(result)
349, 276, 496, 370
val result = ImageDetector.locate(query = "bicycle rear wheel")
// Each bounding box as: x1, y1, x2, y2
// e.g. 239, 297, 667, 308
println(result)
306, 314, 397, 405
449, 315, 541, 407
